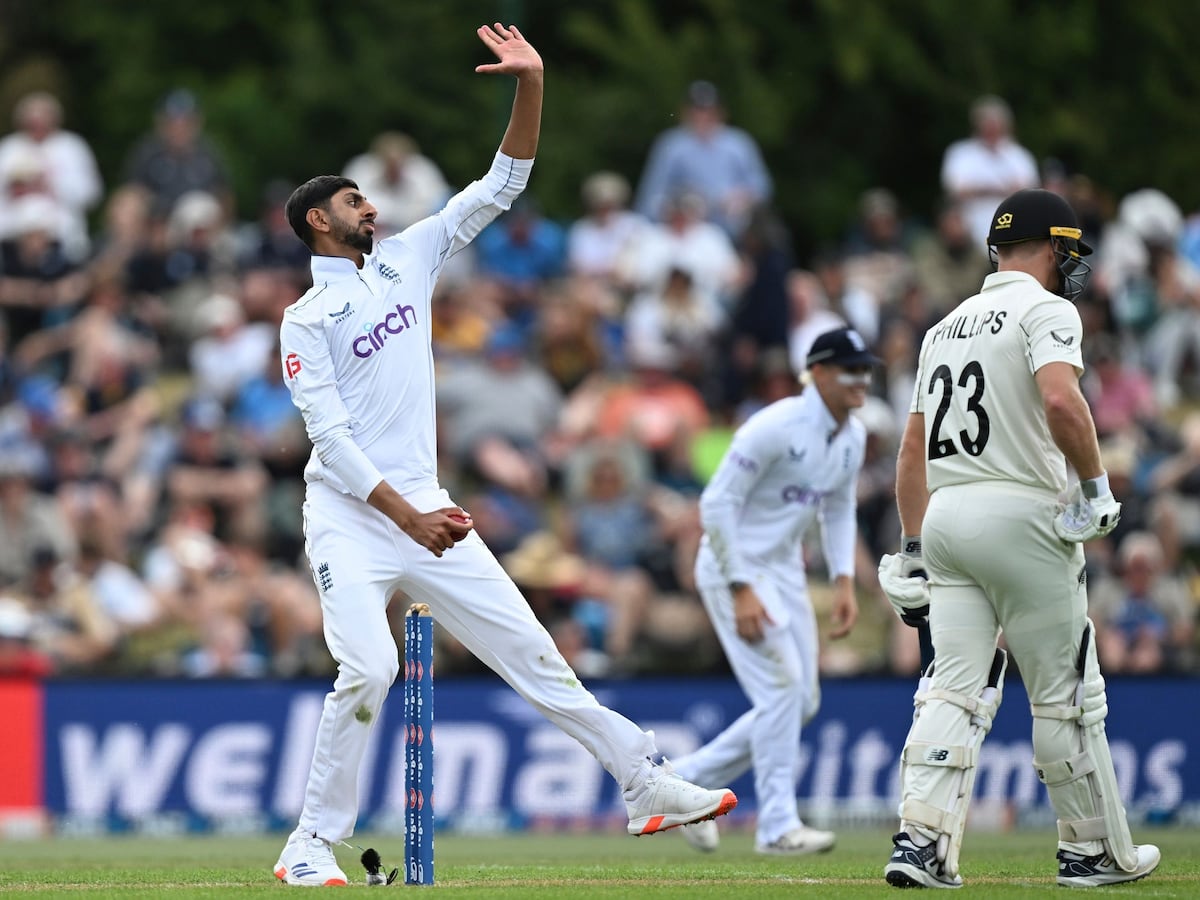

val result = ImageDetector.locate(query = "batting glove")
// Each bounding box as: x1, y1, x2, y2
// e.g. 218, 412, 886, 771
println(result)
878, 535, 929, 628
1054, 474, 1122, 543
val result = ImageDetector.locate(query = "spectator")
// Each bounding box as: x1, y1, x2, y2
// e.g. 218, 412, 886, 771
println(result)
236, 179, 312, 275
813, 245, 880, 346
634, 80, 772, 239
594, 336, 710, 472
75, 531, 160, 639
0, 595, 53, 677
0, 194, 88, 344
429, 277, 494, 361
618, 189, 740, 311
165, 395, 269, 544
125, 188, 240, 361
229, 343, 309, 562
534, 279, 609, 394
0, 445, 76, 588
840, 187, 918, 319
181, 610, 268, 678
342, 131, 450, 239
436, 324, 564, 497
1081, 332, 1157, 442
122, 89, 232, 219
1090, 531, 1194, 673
567, 170, 647, 284
475, 197, 565, 323
188, 291, 276, 402
562, 441, 714, 673
23, 544, 118, 672
14, 273, 161, 500
723, 205, 793, 409
624, 265, 725, 388
786, 269, 845, 373
0, 90, 102, 263
911, 197, 993, 316
940, 94, 1040, 249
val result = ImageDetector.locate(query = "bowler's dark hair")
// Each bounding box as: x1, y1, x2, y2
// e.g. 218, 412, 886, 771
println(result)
286, 175, 357, 250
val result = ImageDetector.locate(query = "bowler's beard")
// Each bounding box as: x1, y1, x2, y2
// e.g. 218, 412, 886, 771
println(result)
333, 214, 373, 255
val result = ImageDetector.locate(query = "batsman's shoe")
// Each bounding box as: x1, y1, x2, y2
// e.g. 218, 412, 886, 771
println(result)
681, 818, 720, 852
756, 825, 837, 856
1056, 844, 1160, 888
884, 832, 962, 889
624, 760, 737, 835
273, 830, 349, 887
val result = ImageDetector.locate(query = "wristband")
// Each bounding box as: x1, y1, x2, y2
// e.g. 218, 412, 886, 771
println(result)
1081, 472, 1110, 500
901, 535, 922, 557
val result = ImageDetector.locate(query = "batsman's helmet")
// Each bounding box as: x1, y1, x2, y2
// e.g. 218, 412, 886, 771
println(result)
987, 188, 1093, 301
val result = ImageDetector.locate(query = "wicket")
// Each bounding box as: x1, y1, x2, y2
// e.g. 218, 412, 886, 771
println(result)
404, 603, 434, 885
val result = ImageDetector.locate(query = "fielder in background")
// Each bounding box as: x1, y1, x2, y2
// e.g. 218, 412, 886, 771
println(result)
877, 188, 1161, 889
271, 24, 735, 888
674, 326, 872, 856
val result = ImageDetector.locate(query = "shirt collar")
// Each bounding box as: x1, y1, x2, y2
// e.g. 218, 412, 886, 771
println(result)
802, 385, 842, 444
310, 254, 367, 282
982, 270, 1040, 291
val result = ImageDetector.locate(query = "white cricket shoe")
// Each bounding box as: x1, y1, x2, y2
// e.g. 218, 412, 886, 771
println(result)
1056, 844, 1161, 887
273, 828, 349, 887
624, 759, 737, 836
681, 818, 720, 852
756, 824, 837, 856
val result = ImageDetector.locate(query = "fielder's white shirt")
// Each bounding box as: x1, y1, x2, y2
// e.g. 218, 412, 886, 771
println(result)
912, 270, 1084, 496
281, 152, 532, 500
695, 388, 865, 587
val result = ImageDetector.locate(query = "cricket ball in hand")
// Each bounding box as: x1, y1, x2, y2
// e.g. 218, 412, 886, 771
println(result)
449, 511, 472, 525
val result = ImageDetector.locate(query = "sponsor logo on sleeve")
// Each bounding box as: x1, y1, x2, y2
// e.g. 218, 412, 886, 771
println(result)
1051, 330, 1075, 348
285, 353, 302, 378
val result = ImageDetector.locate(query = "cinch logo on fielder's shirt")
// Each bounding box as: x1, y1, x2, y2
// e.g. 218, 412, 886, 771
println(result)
353, 303, 418, 358
781, 484, 826, 505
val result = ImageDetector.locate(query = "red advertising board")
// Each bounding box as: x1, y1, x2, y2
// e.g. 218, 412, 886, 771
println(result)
0, 679, 42, 811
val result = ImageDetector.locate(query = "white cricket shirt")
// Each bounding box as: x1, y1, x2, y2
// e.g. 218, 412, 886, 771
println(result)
281, 152, 532, 500
695, 387, 866, 587
912, 270, 1084, 495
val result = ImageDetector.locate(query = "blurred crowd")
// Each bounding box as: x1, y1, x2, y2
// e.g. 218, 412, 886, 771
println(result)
1, 84, 1199, 682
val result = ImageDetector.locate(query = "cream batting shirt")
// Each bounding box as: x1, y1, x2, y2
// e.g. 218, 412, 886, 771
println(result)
912, 270, 1084, 495
281, 152, 532, 500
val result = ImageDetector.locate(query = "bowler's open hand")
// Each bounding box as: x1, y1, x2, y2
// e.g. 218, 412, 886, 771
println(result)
475, 23, 543, 77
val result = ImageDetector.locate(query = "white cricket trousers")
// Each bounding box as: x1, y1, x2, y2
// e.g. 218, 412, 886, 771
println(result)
298, 482, 657, 842
905, 481, 1098, 852
678, 571, 820, 846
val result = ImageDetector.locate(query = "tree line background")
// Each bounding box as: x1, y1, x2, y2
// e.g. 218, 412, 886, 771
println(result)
3, 0, 1198, 261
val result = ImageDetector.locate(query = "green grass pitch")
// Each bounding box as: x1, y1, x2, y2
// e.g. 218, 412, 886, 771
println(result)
1, 827, 1197, 897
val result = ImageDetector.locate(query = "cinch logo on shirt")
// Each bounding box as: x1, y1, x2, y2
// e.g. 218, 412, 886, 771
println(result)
781, 484, 826, 505
352, 303, 418, 358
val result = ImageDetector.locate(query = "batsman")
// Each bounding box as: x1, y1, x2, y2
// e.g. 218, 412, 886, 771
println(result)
876, 189, 1160, 889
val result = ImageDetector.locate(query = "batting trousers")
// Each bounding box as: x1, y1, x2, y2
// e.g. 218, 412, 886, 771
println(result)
906, 481, 1104, 855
